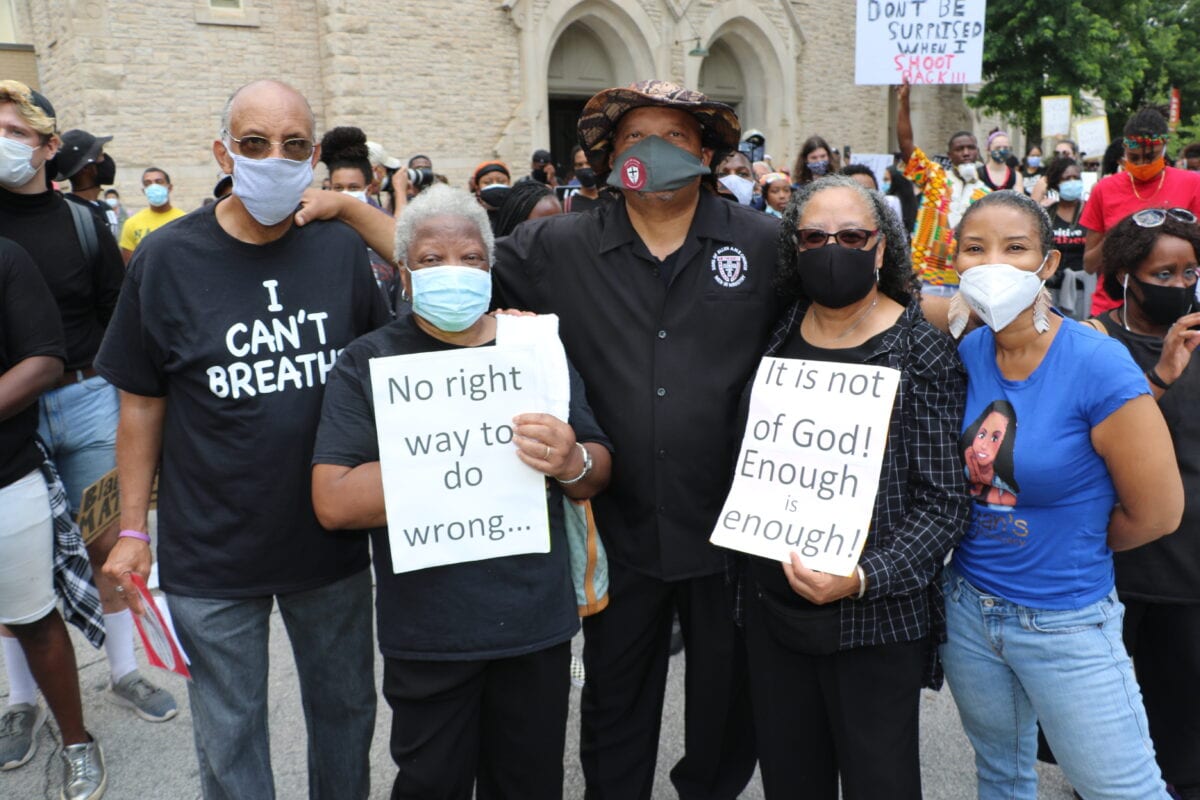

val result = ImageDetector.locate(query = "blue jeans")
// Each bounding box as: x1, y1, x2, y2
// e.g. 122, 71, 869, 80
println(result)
37, 374, 118, 513
941, 565, 1168, 800
166, 568, 376, 800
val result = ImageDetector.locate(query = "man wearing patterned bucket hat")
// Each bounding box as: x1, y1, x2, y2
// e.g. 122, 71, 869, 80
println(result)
292, 78, 782, 799
493, 79, 778, 799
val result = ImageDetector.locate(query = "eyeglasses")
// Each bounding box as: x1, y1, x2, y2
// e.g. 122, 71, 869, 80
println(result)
223, 131, 314, 161
796, 228, 878, 250
1131, 207, 1197, 228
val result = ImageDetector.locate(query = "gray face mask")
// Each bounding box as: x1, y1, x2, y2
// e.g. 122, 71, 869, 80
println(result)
607, 135, 709, 193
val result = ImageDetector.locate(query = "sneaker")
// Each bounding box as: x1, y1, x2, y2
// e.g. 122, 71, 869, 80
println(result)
109, 671, 177, 722
570, 655, 586, 688
60, 735, 106, 800
0, 702, 46, 770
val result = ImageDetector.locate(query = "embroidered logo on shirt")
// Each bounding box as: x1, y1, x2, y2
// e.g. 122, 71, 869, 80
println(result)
621, 158, 646, 191
711, 246, 748, 288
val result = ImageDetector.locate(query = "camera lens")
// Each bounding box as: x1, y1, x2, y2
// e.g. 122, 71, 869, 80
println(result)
407, 167, 434, 189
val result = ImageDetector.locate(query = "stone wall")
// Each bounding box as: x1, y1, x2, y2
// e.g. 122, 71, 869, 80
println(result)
14, 0, 995, 214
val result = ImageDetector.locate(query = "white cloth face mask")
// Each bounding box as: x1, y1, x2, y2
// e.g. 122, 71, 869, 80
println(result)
957, 256, 1048, 332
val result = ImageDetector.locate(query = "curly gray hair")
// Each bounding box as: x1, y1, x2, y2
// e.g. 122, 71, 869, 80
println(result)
776, 174, 917, 305
394, 184, 495, 266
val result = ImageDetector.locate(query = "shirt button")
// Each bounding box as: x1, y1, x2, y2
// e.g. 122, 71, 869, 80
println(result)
652, 268, 660, 278
657, 449, 667, 459
657, 330, 667, 339
656, 387, 667, 397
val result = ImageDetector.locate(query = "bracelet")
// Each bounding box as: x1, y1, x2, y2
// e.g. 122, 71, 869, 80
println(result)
1146, 367, 1173, 391
118, 529, 151, 543
855, 565, 867, 600
557, 443, 592, 485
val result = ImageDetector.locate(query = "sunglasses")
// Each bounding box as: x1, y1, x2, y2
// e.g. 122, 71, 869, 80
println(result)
1131, 207, 1198, 228
224, 132, 315, 161
796, 228, 878, 250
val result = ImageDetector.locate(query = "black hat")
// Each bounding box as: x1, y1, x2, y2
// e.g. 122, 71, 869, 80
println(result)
29, 89, 55, 127
531, 149, 552, 164
54, 129, 113, 181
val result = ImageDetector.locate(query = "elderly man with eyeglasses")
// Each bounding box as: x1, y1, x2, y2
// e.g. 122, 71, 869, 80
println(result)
97, 80, 388, 800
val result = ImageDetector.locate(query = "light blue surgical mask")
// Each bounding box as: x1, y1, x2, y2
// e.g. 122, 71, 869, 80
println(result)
229, 152, 313, 226
1057, 179, 1083, 202
408, 265, 492, 332
144, 183, 169, 207
0, 137, 38, 189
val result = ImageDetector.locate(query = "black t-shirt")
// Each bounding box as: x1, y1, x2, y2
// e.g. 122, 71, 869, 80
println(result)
0, 187, 124, 370
312, 312, 611, 659
0, 239, 65, 488
1099, 314, 1200, 603
493, 190, 784, 580
95, 203, 389, 598
1049, 202, 1088, 277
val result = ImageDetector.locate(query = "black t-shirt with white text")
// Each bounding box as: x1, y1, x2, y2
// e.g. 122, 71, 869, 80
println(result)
95, 202, 389, 598
313, 312, 611, 660
0, 239, 65, 488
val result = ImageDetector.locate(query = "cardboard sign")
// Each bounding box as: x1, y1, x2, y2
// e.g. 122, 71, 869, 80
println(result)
77, 468, 158, 545
370, 335, 568, 574
855, 0, 986, 85
1074, 116, 1111, 161
711, 358, 900, 576
129, 574, 190, 679
1041, 95, 1073, 138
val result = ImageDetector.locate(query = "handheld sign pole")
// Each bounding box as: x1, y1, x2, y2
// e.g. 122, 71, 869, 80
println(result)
711, 357, 900, 576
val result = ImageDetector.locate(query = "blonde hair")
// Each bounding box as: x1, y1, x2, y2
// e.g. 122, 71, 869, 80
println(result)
0, 80, 55, 137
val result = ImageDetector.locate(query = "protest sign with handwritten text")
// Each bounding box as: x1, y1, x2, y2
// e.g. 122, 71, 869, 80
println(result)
855, 0, 986, 85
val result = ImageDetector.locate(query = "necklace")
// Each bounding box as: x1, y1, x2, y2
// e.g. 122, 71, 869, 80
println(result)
809, 297, 879, 343
1129, 169, 1165, 201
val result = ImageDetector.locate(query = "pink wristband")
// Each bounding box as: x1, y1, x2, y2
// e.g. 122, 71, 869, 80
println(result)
118, 529, 151, 543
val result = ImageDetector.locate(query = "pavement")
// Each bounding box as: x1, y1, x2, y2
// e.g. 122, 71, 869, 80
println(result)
2, 596, 1079, 800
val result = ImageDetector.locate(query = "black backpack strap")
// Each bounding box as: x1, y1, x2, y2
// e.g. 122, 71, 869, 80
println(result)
65, 197, 99, 265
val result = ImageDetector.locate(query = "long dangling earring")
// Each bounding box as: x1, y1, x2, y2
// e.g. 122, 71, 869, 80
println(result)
1032, 287, 1052, 333
1121, 274, 1130, 331
948, 292, 971, 338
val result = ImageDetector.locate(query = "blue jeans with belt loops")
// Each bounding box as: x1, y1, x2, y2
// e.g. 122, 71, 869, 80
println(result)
940, 564, 1169, 800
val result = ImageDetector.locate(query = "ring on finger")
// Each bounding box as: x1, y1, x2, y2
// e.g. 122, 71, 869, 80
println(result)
544, 444, 552, 460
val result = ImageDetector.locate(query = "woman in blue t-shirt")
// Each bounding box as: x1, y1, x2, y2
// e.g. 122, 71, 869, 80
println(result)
941, 190, 1184, 799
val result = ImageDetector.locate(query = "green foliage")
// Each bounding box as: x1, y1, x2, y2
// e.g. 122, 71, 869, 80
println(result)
969, 0, 1200, 153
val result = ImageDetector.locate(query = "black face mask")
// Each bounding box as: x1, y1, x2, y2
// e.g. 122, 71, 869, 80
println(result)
532, 166, 549, 184
1131, 276, 1195, 326
575, 167, 597, 189
796, 243, 878, 309
94, 156, 116, 186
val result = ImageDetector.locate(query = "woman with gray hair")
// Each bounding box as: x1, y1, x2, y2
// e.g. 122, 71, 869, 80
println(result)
310, 184, 613, 799
742, 175, 970, 799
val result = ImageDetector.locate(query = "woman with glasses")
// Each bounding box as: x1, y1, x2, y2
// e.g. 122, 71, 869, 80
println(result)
741, 175, 969, 800
940, 190, 1182, 799
1085, 208, 1200, 799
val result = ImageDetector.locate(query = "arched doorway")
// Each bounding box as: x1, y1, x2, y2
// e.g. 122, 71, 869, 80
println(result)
697, 40, 745, 119
546, 21, 614, 174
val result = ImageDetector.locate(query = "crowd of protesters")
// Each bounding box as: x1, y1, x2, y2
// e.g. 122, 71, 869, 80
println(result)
1, 72, 1199, 800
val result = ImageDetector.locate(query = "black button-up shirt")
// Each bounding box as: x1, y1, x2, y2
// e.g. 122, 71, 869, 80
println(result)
493, 191, 783, 580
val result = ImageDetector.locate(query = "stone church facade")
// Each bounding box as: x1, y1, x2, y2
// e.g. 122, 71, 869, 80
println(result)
4, 0, 988, 210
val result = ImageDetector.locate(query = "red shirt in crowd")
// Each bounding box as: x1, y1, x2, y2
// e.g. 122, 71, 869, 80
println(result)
1080, 166, 1200, 314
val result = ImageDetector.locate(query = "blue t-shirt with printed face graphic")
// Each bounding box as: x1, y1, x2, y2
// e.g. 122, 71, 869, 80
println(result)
953, 320, 1149, 610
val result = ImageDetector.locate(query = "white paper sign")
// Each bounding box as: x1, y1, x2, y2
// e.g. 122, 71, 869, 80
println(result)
855, 0, 986, 85
710, 358, 900, 576
1073, 116, 1111, 161
370, 343, 559, 573
1041, 95, 1073, 138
